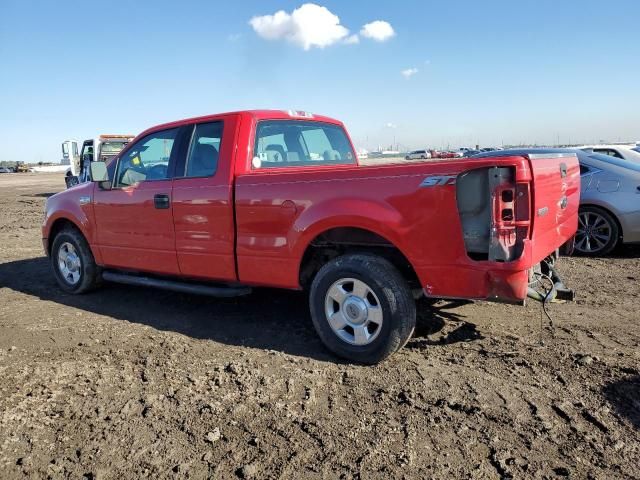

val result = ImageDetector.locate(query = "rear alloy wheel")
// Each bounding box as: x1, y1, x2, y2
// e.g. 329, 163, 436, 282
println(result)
310, 254, 416, 364
324, 278, 384, 346
574, 206, 619, 256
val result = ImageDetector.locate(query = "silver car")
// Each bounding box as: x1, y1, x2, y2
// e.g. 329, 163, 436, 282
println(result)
576, 150, 640, 255
472, 148, 640, 256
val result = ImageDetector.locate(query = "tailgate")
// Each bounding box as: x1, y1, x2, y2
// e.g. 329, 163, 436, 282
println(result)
527, 153, 580, 263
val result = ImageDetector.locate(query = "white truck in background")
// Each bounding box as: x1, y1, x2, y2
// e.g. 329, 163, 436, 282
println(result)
63, 135, 134, 187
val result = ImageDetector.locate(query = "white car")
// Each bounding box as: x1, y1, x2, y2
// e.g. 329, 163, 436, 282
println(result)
405, 149, 431, 160
580, 144, 640, 163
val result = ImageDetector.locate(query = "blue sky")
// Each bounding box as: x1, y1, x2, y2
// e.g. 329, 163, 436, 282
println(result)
1, 0, 639, 163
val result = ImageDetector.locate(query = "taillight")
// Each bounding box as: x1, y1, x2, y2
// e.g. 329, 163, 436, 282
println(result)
514, 182, 531, 244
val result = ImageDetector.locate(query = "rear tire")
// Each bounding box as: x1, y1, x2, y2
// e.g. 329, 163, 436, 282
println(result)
51, 227, 101, 294
574, 206, 619, 256
309, 254, 416, 364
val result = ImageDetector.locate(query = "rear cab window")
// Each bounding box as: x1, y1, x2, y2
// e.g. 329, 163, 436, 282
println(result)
252, 120, 356, 169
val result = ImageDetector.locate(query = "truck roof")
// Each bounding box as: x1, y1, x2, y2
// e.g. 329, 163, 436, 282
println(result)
136, 110, 344, 140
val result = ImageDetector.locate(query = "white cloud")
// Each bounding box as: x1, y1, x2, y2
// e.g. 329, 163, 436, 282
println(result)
249, 3, 350, 50
360, 20, 395, 42
385, 122, 397, 129
401, 67, 418, 79
344, 34, 360, 45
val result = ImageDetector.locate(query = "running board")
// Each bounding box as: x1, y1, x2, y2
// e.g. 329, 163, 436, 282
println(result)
102, 271, 252, 298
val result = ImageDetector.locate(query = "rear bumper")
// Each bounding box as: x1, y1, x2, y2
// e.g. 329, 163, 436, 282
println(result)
420, 267, 529, 304
422, 262, 576, 304
418, 240, 573, 303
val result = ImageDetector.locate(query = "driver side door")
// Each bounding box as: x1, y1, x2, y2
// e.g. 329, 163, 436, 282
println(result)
93, 127, 181, 275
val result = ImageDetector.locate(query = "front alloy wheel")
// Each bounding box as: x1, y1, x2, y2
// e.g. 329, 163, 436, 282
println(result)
574, 207, 619, 256
57, 241, 82, 285
50, 226, 102, 294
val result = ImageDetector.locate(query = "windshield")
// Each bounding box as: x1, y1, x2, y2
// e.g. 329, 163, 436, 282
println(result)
100, 141, 129, 155
588, 152, 640, 173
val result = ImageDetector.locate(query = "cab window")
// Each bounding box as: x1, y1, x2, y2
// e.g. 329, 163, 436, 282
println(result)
115, 128, 179, 187
253, 120, 355, 168
184, 122, 223, 178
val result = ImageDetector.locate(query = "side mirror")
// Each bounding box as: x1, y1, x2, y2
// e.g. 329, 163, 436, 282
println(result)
90, 161, 108, 181
90, 161, 111, 189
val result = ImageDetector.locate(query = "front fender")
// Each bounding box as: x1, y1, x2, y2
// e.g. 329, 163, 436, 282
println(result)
42, 183, 101, 263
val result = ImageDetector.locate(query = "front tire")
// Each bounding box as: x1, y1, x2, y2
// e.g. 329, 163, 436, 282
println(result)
51, 227, 101, 293
574, 206, 619, 256
309, 254, 416, 364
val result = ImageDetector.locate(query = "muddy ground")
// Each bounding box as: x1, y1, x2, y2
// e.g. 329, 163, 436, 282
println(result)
0, 173, 638, 479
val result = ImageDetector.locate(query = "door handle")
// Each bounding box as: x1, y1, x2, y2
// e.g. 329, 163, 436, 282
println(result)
560, 162, 567, 178
154, 194, 170, 209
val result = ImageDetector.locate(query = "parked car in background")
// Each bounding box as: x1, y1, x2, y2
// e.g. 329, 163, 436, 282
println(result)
575, 150, 640, 255
463, 149, 482, 157
0, 167, 12, 173
580, 144, 640, 163
473, 148, 640, 256
430, 150, 458, 159
405, 149, 431, 160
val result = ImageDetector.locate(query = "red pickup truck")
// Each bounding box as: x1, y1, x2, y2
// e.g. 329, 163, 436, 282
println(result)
43, 110, 579, 363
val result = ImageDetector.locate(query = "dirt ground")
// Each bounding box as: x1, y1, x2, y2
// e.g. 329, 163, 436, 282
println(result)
0, 173, 638, 479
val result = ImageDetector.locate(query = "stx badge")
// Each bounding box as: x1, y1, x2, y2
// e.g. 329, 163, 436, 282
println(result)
419, 175, 457, 187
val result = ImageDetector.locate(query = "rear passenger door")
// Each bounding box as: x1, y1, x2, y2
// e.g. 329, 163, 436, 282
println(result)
171, 115, 238, 281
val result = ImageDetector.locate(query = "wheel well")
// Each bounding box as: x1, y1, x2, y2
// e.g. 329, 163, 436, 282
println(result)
48, 218, 81, 254
580, 204, 623, 238
299, 227, 421, 290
